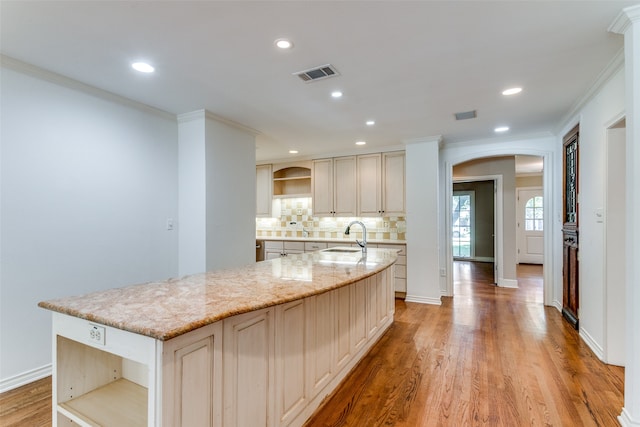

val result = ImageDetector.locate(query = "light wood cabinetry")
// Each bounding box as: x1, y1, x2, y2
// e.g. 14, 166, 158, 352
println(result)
223, 308, 274, 427
305, 291, 335, 397
357, 151, 405, 216
51, 264, 394, 427
256, 164, 273, 217
382, 151, 406, 216
312, 156, 356, 216
162, 322, 223, 427
304, 241, 328, 252
378, 243, 407, 295
265, 241, 305, 259
356, 154, 382, 216
52, 313, 159, 427
275, 300, 307, 425
273, 165, 311, 198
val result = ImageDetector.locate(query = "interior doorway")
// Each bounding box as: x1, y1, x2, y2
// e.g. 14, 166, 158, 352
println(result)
452, 178, 498, 285
517, 187, 544, 264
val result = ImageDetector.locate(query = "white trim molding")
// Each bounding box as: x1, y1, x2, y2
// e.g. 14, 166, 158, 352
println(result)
405, 295, 443, 306
498, 278, 518, 289
0, 364, 52, 393
579, 328, 605, 361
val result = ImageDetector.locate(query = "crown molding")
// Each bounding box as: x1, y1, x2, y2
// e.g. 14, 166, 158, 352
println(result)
403, 135, 443, 148
555, 48, 625, 135
177, 109, 260, 136
608, 4, 640, 35
0, 54, 175, 121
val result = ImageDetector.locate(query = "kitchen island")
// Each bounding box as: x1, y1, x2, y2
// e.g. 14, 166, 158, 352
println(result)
39, 248, 397, 427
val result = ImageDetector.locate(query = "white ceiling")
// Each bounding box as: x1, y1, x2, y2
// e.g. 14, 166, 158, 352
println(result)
1, 1, 636, 162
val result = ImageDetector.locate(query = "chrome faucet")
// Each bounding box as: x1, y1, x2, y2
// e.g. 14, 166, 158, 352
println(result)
345, 221, 367, 253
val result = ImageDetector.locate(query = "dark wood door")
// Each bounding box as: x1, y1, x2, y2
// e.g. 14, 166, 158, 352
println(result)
562, 125, 579, 329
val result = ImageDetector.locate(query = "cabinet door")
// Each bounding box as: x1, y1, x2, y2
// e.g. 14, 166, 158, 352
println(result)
275, 300, 307, 425
333, 156, 357, 216
162, 322, 223, 427
256, 164, 273, 217
335, 285, 352, 371
312, 159, 334, 216
306, 292, 334, 398
224, 308, 274, 427
357, 154, 382, 216
382, 151, 405, 215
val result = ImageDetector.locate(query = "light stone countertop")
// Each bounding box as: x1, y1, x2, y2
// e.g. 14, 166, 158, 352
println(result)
39, 248, 398, 341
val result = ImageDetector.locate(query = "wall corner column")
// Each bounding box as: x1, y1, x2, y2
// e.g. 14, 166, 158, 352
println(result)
404, 136, 443, 305
178, 110, 257, 276
609, 5, 640, 426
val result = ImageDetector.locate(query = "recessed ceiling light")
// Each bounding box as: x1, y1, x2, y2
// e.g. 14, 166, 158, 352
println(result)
494, 126, 510, 133
366, 120, 375, 126
132, 62, 155, 73
502, 87, 522, 96
355, 141, 366, 146
289, 150, 299, 154
275, 39, 293, 49
331, 91, 343, 98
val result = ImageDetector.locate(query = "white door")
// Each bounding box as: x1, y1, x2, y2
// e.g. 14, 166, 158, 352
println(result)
517, 188, 543, 264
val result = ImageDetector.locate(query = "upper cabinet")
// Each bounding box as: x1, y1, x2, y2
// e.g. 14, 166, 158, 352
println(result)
312, 156, 357, 217
256, 164, 273, 217
272, 162, 312, 198
382, 151, 406, 216
357, 151, 405, 217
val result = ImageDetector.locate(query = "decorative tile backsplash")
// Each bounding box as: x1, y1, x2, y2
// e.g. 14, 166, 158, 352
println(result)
256, 197, 406, 241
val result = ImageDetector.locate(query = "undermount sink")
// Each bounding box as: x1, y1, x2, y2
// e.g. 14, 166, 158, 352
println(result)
322, 248, 362, 253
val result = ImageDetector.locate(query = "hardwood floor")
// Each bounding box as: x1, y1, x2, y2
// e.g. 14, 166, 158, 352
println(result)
0, 262, 624, 426
0, 376, 51, 427
305, 262, 624, 427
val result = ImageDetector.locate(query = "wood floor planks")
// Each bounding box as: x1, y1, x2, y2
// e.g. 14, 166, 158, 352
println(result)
0, 262, 624, 426
305, 262, 624, 427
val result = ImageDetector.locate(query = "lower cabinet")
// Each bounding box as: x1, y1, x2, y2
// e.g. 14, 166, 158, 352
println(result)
223, 309, 274, 427
51, 268, 394, 427
162, 322, 223, 427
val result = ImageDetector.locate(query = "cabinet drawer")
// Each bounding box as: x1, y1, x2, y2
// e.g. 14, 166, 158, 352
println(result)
395, 265, 406, 279
284, 241, 305, 251
264, 241, 284, 251
395, 278, 407, 293
305, 242, 328, 252
377, 244, 406, 256
396, 255, 406, 266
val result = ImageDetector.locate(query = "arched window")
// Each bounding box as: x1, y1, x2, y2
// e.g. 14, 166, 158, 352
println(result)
524, 196, 543, 231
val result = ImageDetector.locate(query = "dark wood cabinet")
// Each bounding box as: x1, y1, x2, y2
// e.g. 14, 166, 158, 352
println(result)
562, 125, 579, 329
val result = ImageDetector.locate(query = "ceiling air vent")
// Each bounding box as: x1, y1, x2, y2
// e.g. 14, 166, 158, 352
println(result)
454, 110, 477, 120
293, 64, 340, 82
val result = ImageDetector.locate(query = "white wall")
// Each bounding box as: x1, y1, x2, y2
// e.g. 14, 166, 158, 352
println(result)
557, 67, 626, 359
405, 138, 442, 305
204, 117, 256, 271
177, 111, 256, 276
0, 64, 179, 389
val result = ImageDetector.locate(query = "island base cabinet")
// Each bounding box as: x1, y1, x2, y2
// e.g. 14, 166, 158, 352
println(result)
51, 313, 159, 427
50, 265, 396, 427
223, 308, 275, 427
161, 322, 223, 427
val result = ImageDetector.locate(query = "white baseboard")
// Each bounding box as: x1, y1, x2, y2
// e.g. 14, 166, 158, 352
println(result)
498, 278, 518, 288
405, 295, 442, 305
579, 327, 604, 361
619, 408, 640, 427
0, 364, 52, 393
553, 300, 562, 312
